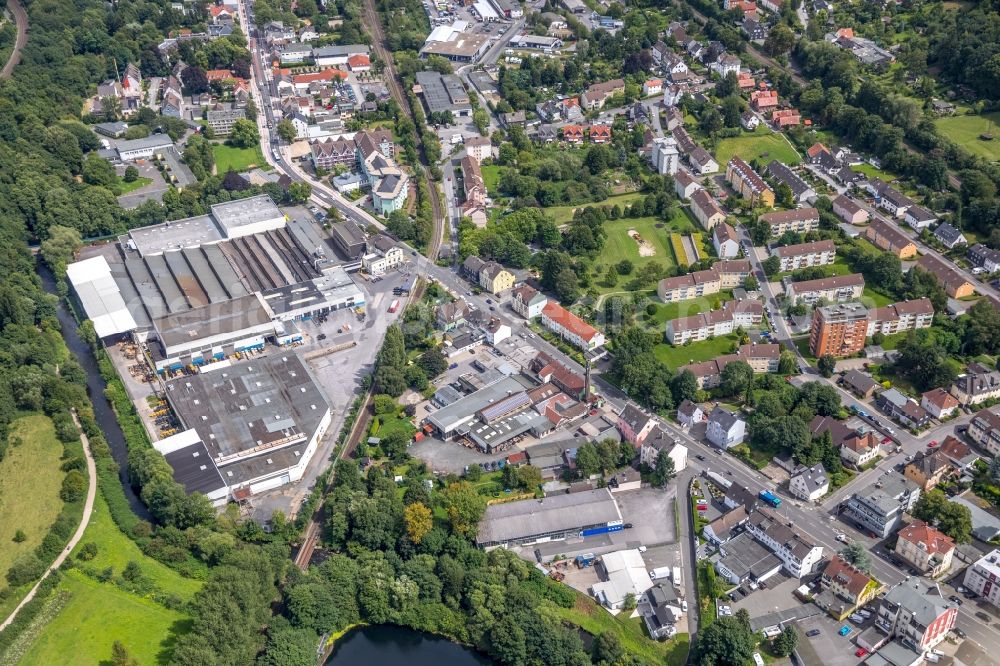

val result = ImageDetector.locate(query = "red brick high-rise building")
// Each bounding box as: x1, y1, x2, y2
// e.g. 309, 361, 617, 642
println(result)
810, 302, 869, 358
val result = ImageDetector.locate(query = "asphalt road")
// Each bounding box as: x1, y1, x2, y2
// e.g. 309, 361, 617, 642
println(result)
0, 0, 28, 80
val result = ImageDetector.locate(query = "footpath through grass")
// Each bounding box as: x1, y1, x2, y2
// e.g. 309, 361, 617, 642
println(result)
212, 143, 270, 173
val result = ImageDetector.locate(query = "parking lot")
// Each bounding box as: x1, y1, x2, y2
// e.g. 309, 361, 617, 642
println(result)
792, 613, 869, 666
729, 573, 805, 622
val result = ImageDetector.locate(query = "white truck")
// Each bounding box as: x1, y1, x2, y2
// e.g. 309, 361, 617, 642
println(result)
649, 567, 672, 581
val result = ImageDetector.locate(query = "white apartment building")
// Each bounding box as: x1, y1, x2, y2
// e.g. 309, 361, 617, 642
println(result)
964, 549, 1000, 607
772, 239, 836, 272
744, 507, 824, 578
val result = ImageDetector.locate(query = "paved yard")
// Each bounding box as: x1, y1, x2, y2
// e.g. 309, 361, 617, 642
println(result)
612, 486, 677, 547
792, 613, 866, 666
730, 573, 803, 622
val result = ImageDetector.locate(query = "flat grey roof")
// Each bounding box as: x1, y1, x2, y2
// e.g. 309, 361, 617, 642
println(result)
210, 195, 285, 235
426, 376, 530, 432
164, 354, 329, 462
127, 215, 220, 256
260, 268, 363, 315
115, 134, 175, 153
153, 293, 272, 350
415, 71, 471, 113
164, 440, 228, 495
717, 532, 784, 579
476, 488, 622, 544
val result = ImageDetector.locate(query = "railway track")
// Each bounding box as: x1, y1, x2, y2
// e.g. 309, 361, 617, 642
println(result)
1, 0, 28, 80
361, 0, 446, 259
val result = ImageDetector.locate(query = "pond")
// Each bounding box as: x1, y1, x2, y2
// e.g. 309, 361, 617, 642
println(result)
325, 626, 494, 665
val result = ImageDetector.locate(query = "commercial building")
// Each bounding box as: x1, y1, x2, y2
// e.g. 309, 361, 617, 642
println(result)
312, 44, 371, 66
420, 21, 490, 61
592, 549, 654, 610
665, 299, 763, 345
916, 254, 975, 298
714, 532, 783, 585
744, 507, 824, 577
771, 239, 836, 272
865, 218, 917, 259
810, 302, 869, 357
963, 549, 1000, 607
759, 208, 820, 236
476, 488, 623, 548
726, 156, 774, 207
843, 472, 920, 538
157, 353, 332, 501
361, 234, 404, 274
540, 302, 605, 351
786, 273, 865, 305
895, 520, 955, 577
414, 71, 473, 117
114, 134, 176, 161
873, 579, 957, 651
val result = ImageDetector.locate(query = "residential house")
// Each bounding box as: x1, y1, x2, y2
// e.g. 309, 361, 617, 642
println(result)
462, 255, 486, 281
689, 148, 719, 175
702, 506, 748, 546
832, 195, 869, 225
744, 507, 824, 578
710, 54, 741, 78
903, 450, 953, 491
540, 302, 606, 350
867, 178, 914, 219
750, 89, 779, 112
771, 109, 801, 128
916, 254, 975, 298
483, 317, 511, 346
904, 205, 938, 230
642, 78, 663, 97
689, 189, 726, 229
789, 464, 829, 502
511, 285, 547, 319
581, 79, 625, 109
843, 472, 921, 538
666, 299, 764, 345
738, 72, 756, 91
841, 431, 881, 468
766, 161, 815, 203
937, 435, 979, 474
562, 124, 584, 144
933, 222, 967, 249
874, 579, 957, 651
920, 388, 959, 420
968, 406, 1000, 456
895, 520, 955, 578
661, 52, 689, 76
740, 111, 760, 131
876, 388, 932, 429
673, 170, 701, 201
810, 415, 858, 449
713, 222, 740, 258
638, 427, 688, 471
759, 208, 820, 236
706, 406, 746, 449
741, 17, 768, 40
865, 219, 917, 259
663, 84, 684, 107
726, 156, 775, 207
461, 155, 486, 207
816, 555, 880, 619
479, 261, 515, 294
361, 234, 404, 275
677, 399, 705, 426
617, 404, 658, 447
968, 243, 1000, 273
840, 369, 880, 399
639, 583, 681, 641
806, 142, 834, 166
589, 124, 612, 144
772, 239, 836, 272
951, 363, 1000, 406
436, 300, 471, 331
963, 549, 1000, 607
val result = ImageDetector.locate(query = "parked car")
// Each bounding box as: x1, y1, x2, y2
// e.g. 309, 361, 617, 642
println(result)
849, 613, 865, 624
696, 454, 706, 461
949, 595, 963, 605
839, 625, 852, 637
856, 648, 868, 658
806, 629, 821, 637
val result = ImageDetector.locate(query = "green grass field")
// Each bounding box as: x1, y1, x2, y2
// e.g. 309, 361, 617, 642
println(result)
600, 217, 676, 270
714, 128, 801, 167
212, 143, 270, 173
653, 334, 741, 369
862, 287, 895, 308
852, 162, 902, 183
935, 112, 1000, 161
481, 165, 500, 193
18, 572, 190, 666
0, 416, 66, 579
70, 492, 202, 601
545, 192, 645, 224
116, 176, 153, 195
649, 291, 734, 326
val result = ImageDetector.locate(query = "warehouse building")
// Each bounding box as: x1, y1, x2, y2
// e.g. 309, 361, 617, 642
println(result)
156, 353, 332, 501
476, 488, 623, 548
415, 71, 473, 117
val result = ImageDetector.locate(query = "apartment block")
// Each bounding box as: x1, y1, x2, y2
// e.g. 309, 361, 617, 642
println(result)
865, 218, 917, 259
656, 260, 750, 302
772, 239, 835, 272
963, 549, 1000, 607
680, 343, 780, 389
759, 207, 820, 236
540, 301, 605, 350
726, 156, 775, 207
866, 298, 934, 336
843, 472, 920, 538
874, 579, 957, 651
785, 273, 865, 305
810, 302, 869, 357
666, 300, 764, 345
968, 406, 1000, 456
744, 507, 824, 578
895, 520, 955, 578
690, 189, 726, 229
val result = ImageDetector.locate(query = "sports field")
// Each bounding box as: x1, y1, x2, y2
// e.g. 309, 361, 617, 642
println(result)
935, 112, 1000, 161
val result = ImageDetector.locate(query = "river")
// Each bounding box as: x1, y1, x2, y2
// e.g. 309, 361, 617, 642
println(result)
325, 626, 494, 665
36, 260, 151, 519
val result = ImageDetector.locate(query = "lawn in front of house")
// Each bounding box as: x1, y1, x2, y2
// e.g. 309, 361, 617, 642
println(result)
862, 287, 895, 308
212, 143, 270, 173
714, 127, 802, 167
852, 162, 902, 183
481, 165, 501, 193
648, 291, 735, 326
935, 112, 1000, 161
653, 334, 742, 369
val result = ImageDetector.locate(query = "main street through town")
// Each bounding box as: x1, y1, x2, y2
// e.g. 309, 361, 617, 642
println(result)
237, 0, 999, 651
